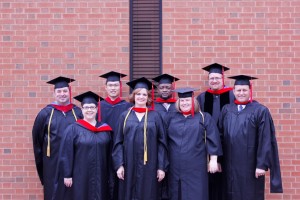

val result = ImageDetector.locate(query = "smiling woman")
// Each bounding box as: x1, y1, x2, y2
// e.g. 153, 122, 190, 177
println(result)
112, 77, 168, 200
56, 91, 113, 200
166, 87, 222, 200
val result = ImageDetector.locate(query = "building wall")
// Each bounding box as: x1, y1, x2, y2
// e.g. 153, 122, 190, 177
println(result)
0, 0, 299, 199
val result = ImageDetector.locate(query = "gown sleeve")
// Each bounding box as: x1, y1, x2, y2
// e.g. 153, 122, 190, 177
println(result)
58, 124, 76, 178
203, 112, 222, 156
155, 113, 169, 171
112, 113, 126, 171
256, 107, 283, 193
32, 109, 48, 185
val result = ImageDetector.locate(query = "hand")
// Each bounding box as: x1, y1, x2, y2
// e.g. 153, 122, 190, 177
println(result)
157, 169, 165, 182
255, 168, 266, 178
117, 166, 125, 180
208, 160, 218, 173
64, 178, 73, 187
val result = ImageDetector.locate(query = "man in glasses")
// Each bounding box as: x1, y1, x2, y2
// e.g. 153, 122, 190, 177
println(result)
197, 63, 234, 200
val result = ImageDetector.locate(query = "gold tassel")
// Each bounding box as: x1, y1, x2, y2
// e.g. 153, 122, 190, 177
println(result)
47, 109, 54, 157
144, 108, 148, 165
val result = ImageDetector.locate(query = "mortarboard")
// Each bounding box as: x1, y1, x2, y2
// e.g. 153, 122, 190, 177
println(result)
173, 87, 198, 98
126, 77, 154, 90
74, 91, 103, 105
99, 71, 127, 82
47, 76, 75, 89
173, 87, 198, 117
228, 75, 258, 86
202, 63, 230, 74
74, 91, 104, 121
229, 75, 258, 102
152, 74, 180, 84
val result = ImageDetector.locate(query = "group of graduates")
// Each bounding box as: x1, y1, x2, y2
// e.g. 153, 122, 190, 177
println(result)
32, 63, 283, 200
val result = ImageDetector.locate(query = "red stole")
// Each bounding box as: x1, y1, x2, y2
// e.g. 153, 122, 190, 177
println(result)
77, 119, 112, 132
52, 104, 74, 112
105, 97, 122, 105
206, 87, 232, 95
234, 100, 250, 105
155, 97, 177, 103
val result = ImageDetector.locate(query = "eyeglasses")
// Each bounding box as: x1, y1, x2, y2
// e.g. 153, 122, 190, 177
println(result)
82, 106, 97, 110
209, 77, 222, 81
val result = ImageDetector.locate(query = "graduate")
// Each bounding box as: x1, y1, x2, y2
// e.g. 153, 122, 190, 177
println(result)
99, 71, 132, 200
112, 77, 168, 200
32, 76, 82, 200
219, 75, 283, 200
166, 87, 222, 200
197, 63, 235, 123
99, 71, 132, 132
152, 73, 179, 200
196, 63, 235, 200
152, 74, 180, 119
58, 91, 113, 200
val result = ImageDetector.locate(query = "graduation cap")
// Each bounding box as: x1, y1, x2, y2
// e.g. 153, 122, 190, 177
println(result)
173, 87, 198, 98
74, 91, 104, 121
228, 75, 258, 102
152, 74, 180, 84
203, 63, 230, 89
99, 71, 127, 82
47, 76, 75, 104
173, 87, 198, 117
228, 75, 258, 86
126, 77, 153, 90
74, 91, 103, 105
202, 63, 230, 74
47, 76, 75, 89
152, 74, 180, 99
127, 77, 155, 109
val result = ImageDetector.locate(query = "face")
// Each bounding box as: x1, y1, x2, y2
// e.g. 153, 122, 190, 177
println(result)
157, 83, 173, 99
134, 88, 148, 107
54, 87, 70, 105
179, 97, 192, 112
82, 103, 97, 121
208, 73, 223, 90
105, 81, 120, 99
233, 85, 250, 102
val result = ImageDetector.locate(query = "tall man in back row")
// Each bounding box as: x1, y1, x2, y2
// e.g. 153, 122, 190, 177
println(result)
197, 63, 234, 200
99, 71, 132, 200
32, 76, 82, 200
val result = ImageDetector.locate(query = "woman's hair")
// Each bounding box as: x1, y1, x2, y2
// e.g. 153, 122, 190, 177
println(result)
128, 88, 152, 106
175, 97, 200, 113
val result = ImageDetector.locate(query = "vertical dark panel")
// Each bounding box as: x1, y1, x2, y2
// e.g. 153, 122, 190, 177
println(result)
130, 0, 162, 80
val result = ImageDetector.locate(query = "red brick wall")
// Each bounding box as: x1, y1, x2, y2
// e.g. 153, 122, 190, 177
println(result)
0, 0, 298, 199
162, 1, 299, 200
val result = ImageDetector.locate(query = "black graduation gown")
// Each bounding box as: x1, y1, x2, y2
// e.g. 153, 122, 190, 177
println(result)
100, 99, 132, 200
101, 99, 132, 134
112, 110, 168, 200
197, 90, 235, 123
154, 101, 177, 200
32, 104, 82, 200
166, 112, 222, 200
197, 89, 234, 200
218, 101, 283, 200
154, 102, 177, 119
58, 121, 112, 200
